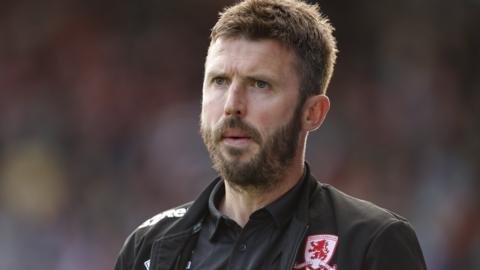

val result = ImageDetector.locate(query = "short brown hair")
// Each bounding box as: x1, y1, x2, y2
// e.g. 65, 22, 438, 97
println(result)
210, 0, 338, 99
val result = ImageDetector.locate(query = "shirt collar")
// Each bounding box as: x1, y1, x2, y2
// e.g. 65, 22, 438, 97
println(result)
207, 181, 230, 241
262, 168, 307, 227
207, 166, 307, 240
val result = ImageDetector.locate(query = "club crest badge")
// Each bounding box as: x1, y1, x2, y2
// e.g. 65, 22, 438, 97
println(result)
301, 234, 338, 270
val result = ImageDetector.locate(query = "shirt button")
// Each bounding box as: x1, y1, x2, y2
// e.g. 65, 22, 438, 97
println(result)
239, 243, 247, 252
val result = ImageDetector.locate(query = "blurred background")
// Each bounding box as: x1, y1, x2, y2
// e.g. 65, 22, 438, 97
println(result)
0, 0, 479, 269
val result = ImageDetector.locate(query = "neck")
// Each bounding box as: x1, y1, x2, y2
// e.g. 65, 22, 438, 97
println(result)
219, 160, 304, 227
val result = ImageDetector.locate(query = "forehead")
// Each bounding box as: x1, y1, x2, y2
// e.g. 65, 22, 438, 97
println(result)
205, 37, 300, 82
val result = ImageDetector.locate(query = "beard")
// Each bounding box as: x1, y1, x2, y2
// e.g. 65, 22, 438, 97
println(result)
200, 101, 303, 192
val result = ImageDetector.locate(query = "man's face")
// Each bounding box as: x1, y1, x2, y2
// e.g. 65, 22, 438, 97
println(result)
200, 37, 303, 191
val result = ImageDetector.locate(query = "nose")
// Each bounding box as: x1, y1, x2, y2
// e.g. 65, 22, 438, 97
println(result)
224, 82, 246, 117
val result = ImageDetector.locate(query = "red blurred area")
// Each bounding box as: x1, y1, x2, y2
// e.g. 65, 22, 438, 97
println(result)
0, 0, 479, 269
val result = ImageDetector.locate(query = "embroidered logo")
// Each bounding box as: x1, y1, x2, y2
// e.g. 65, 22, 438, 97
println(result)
295, 234, 338, 270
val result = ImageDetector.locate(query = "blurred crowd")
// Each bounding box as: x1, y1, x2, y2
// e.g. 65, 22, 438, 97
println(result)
0, 0, 479, 269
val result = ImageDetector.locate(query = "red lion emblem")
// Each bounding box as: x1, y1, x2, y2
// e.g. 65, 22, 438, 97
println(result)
308, 240, 329, 260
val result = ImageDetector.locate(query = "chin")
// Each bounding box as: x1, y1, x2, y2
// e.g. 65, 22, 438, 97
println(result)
223, 142, 259, 156
222, 154, 252, 166
222, 148, 256, 163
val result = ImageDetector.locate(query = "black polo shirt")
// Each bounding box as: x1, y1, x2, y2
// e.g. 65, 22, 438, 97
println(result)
187, 172, 306, 270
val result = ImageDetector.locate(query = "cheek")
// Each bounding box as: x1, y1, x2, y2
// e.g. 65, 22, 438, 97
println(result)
201, 95, 224, 126
255, 100, 296, 134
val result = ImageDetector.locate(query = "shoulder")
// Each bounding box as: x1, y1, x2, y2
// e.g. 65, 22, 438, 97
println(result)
115, 178, 219, 270
115, 202, 193, 269
130, 202, 192, 244
137, 204, 191, 230
307, 182, 419, 248
307, 183, 426, 268
312, 183, 408, 229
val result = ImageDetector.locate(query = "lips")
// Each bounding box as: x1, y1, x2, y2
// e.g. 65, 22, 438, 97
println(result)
222, 129, 251, 140
221, 129, 252, 147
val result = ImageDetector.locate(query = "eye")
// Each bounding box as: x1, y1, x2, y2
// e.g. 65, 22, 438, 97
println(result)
254, 80, 269, 89
213, 77, 227, 86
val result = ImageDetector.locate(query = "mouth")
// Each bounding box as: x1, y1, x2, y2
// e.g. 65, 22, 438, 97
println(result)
221, 130, 252, 147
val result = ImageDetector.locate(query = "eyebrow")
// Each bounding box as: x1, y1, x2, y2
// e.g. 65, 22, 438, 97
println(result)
205, 70, 227, 80
246, 74, 275, 83
205, 68, 279, 84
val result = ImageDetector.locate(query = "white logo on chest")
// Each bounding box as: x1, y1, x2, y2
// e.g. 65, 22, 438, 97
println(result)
138, 208, 187, 228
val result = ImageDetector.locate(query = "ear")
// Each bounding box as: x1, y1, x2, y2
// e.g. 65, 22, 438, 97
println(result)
302, 94, 330, 132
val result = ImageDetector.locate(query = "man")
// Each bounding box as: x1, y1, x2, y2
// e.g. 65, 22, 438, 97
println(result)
115, 0, 427, 269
